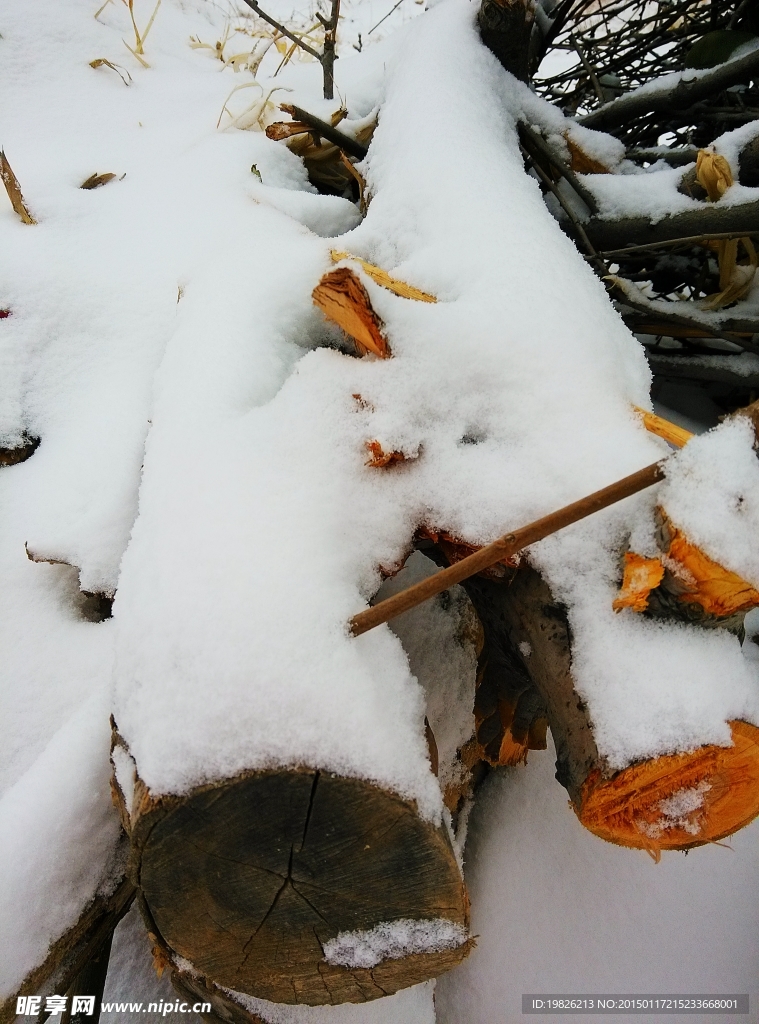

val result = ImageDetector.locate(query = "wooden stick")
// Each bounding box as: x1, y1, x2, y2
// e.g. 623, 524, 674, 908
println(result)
601, 230, 759, 258
279, 104, 368, 160
350, 461, 665, 636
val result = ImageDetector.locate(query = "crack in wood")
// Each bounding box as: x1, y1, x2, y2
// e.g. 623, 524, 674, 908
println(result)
299, 771, 320, 852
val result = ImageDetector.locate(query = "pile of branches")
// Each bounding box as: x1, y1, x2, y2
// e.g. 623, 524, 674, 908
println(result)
533, 0, 759, 148
515, 0, 759, 410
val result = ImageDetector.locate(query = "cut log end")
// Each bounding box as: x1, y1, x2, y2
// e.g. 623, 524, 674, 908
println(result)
132, 768, 470, 1005
578, 721, 759, 853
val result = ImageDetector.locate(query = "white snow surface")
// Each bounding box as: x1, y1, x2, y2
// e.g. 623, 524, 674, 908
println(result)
323, 918, 469, 969
660, 416, 759, 588
0, 691, 122, 1000
106, 0, 648, 809
3, 0, 759, 1010
435, 741, 759, 1023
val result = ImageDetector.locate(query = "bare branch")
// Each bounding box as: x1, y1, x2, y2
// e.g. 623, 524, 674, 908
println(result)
580, 44, 759, 131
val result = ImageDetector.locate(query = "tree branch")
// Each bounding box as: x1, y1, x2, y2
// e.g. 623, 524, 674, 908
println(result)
580, 44, 759, 132
239, 0, 322, 60
583, 197, 759, 253
278, 104, 368, 159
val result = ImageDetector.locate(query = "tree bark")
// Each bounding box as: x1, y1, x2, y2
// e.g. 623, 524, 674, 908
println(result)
478, 0, 534, 82
0, 874, 135, 1024
585, 198, 759, 254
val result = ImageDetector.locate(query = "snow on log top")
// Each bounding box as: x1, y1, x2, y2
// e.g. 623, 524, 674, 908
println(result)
103, 0, 759, 804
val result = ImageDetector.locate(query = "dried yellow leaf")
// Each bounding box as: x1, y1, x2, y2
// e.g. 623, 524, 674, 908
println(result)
0, 150, 36, 225
696, 149, 733, 202
90, 58, 132, 85
330, 251, 437, 303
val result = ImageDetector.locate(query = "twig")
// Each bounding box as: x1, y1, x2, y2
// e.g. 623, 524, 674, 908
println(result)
279, 104, 368, 159
609, 277, 759, 354
518, 121, 599, 214
240, 0, 342, 100
350, 461, 666, 635
626, 146, 698, 166
368, 0, 407, 36
601, 231, 759, 258
321, 0, 341, 101
239, 0, 322, 60
570, 32, 605, 104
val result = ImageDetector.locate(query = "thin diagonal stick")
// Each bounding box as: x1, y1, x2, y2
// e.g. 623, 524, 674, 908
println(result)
350, 461, 665, 636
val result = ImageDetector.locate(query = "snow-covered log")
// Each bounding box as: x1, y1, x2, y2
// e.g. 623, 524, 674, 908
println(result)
470, 563, 759, 856
101, 0, 759, 1006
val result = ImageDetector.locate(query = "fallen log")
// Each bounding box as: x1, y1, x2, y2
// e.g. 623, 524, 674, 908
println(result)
0, 876, 135, 1024
0, 433, 39, 467
648, 352, 759, 390
481, 563, 759, 855
116, 755, 471, 1005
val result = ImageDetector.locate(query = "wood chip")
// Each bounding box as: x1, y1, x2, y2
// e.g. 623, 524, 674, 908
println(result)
312, 266, 390, 358
613, 552, 665, 612
80, 172, 117, 190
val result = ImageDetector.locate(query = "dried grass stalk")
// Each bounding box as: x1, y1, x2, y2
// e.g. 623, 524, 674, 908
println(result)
0, 151, 36, 225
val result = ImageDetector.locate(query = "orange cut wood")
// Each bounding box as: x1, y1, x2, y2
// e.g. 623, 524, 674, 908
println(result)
365, 440, 409, 467
633, 405, 694, 448
312, 267, 389, 358
663, 518, 759, 618
613, 552, 665, 612
578, 721, 759, 855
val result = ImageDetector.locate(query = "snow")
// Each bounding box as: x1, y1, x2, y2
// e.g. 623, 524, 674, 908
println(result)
230, 983, 436, 1024
378, 552, 479, 803
435, 741, 759, 1024
2, 0, 759, 1015
660, 416, 759, 588
0, 691, 122, 1001
323, 919, 469, 969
